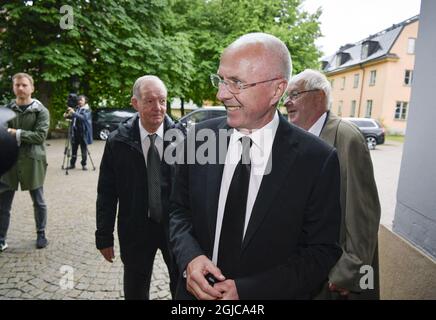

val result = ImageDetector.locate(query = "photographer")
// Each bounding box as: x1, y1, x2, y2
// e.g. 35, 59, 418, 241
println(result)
64, 95, 93, 170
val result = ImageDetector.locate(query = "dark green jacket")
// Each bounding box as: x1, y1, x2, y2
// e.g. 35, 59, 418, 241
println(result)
318, 112, 380, 299
0, 99, 49, 191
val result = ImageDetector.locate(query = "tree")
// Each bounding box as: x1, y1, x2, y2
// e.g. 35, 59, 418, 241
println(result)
0, 0, 196, 127
0, 0, 322, 126
168, 0, 323, 105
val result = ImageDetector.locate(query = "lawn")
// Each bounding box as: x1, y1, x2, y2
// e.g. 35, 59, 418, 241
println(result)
386, 135, 405, 143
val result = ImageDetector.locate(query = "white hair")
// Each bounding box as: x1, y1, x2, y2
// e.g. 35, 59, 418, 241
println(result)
226, 32, 293, 81
289, 69, 331, 109
132, 75, 167, 99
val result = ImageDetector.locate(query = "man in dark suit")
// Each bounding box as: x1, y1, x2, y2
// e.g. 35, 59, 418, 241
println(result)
170, 33, 342, 300
96, 75, 179, 300
286, 69, 381, 299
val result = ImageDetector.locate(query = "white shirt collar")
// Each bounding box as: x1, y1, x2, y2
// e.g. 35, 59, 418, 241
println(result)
138, 118, 164, 143
229, 110, 280, 149
308, 112, 327, 137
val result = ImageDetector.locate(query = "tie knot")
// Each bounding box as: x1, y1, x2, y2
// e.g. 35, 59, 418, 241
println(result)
148, 134, 157, 144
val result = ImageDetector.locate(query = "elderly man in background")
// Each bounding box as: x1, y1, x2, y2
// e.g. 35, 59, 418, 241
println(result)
286, 69, 381, 299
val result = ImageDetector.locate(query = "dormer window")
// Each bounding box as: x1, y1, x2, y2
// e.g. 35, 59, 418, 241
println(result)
361, 40, 380, 59
336, 52, 351, 67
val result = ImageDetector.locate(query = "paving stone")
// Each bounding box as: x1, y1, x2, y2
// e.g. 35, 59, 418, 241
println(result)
0, 140, 172, 300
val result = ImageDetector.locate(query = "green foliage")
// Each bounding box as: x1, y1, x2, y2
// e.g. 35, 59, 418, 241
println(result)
0, 0, 322, 127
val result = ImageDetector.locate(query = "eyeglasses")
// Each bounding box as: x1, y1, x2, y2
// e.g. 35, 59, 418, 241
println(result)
284, 89, 320, 103
210, 74, 281, 94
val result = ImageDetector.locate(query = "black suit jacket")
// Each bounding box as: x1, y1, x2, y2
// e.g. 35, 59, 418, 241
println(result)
170, 113, 342, 299
96, 114, 178, 266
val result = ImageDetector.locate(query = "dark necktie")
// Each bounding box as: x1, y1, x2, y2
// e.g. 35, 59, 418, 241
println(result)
147, 134, 162, 223
218, 136, 252, 278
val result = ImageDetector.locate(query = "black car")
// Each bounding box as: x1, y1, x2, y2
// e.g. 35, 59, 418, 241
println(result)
92, 108, 137, 140
177, 107, 227, 129
344, 117, 385, 149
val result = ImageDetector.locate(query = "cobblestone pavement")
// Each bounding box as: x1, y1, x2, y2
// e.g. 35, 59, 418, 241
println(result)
0, 139, 171, 300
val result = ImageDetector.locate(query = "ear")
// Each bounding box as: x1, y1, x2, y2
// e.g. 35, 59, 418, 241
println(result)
131, 96, 139, 111
271, 79, 288, 105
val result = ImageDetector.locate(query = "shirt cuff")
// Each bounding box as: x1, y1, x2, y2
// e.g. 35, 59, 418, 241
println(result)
16, 129, 22, 146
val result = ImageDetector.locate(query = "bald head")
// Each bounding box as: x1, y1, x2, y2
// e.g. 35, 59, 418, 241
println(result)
132, 75, 167, 100
223, 32, 292, 81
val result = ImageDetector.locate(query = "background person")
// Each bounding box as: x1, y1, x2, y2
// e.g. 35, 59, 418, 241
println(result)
64, 94, 93, 170
0, 72, 49, 252
96, 75, 179, 300
285, 69, 381, 299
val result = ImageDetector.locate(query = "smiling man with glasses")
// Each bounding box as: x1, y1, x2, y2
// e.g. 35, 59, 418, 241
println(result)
286, 69, 381, 300
170, 33, 342, 300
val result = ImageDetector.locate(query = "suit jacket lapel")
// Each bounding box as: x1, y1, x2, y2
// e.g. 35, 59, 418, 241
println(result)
320, 112, 340, 147
242, 115, 299, 251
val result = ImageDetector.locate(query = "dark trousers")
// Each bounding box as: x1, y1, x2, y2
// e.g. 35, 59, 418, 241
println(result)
70, 134, 87, 167
0, 187, 47, 242
123, 224, 178, 300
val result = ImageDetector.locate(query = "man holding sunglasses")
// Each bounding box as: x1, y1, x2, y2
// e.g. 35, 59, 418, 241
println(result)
170, 33, 342, 300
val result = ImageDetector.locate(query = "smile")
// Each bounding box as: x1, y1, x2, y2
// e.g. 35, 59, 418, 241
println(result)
225, 106, 241, 111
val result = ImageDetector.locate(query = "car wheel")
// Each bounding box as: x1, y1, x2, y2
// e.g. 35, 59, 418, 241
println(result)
366, 136, 377, 150
99, 128, 111, 140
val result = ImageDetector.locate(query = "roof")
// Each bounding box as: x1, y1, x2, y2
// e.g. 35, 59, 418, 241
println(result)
322, 15, 419, 74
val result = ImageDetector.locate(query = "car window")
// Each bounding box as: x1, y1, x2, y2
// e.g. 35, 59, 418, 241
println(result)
350, 120, 376, 128
96, 109, 136, 122
189, 111, 209, 123
210, 110, 227, 118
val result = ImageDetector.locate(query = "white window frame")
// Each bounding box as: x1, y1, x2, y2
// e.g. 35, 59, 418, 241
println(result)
369, 70, 377, 86
408, 38, 416, 54
350, 100, 356, 117
353, 74, 359, 88
366, 100, 373, 118
404, 70, 413, 86
395, 101, 408, 120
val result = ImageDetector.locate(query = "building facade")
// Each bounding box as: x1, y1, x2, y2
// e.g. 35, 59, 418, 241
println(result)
321, 16, 419, 134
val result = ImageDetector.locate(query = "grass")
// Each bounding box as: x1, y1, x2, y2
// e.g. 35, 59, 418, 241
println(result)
386, 135, 405, 143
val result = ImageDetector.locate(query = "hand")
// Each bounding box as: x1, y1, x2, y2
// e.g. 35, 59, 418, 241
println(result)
185, 255, 225, 300
7, 128, 16, 137
214, 279, 239, 300
328, 282, 350, 296
99, 247, 115, 263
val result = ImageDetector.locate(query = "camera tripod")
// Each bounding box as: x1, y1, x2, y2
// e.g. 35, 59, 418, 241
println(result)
61, 120, 96, 175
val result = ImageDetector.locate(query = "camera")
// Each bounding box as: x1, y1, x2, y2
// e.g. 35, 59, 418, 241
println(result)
67, 93, 79, 109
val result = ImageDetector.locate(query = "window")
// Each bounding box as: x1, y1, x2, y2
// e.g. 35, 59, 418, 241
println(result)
353, 74, 359, 88
365, 100, 373, 118
350, 100, 356, 117
330, 79, 334, 89
369, 70, 377, 86
408, 38, 416, 54
395, 102, 408, 120
338, 100, 343, 116
361, 43, 369, 59
404, 70, 413, 86
341, 77, 346, 90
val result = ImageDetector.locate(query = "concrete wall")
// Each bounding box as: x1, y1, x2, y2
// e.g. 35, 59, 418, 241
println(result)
393, 0, 436, 261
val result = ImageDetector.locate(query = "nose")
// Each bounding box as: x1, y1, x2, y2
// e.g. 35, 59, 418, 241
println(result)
284, 96, 293, 108
216, 83, 233, 102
